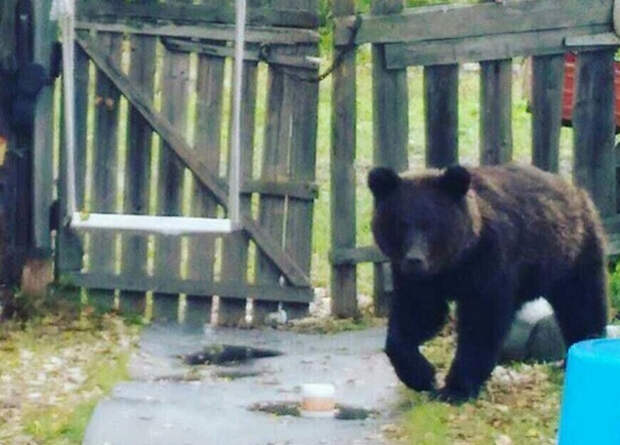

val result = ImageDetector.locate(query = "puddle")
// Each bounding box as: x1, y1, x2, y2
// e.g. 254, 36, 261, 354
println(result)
336, 406, 379, 420
249, 402, 378, 421
251, 401, 301, 417
182, 345, 283, 366
215, 370, 262, 380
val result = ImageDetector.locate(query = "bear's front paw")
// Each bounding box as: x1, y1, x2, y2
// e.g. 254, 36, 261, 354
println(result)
394, 355, 436, 392
432, 385, 477, 404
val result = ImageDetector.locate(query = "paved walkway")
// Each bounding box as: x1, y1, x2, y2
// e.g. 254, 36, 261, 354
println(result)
82, 324, 400, 445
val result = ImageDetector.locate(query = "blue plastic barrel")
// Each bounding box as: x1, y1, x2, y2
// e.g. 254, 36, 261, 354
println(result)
558, 339, 620, 445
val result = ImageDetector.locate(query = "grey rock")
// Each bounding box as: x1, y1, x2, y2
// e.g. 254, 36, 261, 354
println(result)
526, 315, 566, 362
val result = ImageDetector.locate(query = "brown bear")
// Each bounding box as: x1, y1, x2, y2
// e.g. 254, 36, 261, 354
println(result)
368, 163, 608, 402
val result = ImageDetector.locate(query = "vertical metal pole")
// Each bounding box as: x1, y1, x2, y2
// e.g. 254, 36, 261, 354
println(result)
229, 0, 245, 228
57, 0, 77, 216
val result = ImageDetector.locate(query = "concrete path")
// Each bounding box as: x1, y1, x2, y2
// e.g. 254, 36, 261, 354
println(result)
82, 324, 401, 445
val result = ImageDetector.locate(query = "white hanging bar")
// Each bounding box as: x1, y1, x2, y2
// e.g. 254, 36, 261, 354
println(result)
52, 0, 246, 235
69, 213, 233, 236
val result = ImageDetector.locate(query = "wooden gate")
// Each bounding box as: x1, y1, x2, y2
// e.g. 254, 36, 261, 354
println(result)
55, 0, 320, 326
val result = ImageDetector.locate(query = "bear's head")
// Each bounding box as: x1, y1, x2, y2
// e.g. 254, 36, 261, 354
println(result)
368, 165, 481, 277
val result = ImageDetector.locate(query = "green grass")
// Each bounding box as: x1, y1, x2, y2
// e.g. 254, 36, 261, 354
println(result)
391, 329, 563, 444
0, 296, 138, 444
23, 351, 130, 444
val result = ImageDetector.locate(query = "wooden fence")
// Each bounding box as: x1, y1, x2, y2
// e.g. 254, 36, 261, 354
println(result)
53, 0, 320, 326
329, 0, 620, 317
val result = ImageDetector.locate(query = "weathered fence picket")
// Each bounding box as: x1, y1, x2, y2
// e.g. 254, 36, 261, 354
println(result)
478, 0, 512, 167
479, 58, 513, 165
572, 49, 617, 218
424, 64, 459, 169
330, 0, 357, 318
151, 34, 191, 323
220, 57, 259, 327
184, 45, 226, 327
253, 58, 289, 325
88, 32, 123, 312
531, 54, 565, 173
370, 0, 409, 317
118, 33, 157, 317
283, 41, 320, 321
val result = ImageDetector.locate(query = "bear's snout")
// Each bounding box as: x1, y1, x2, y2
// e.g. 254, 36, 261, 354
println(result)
400, 257, 427, 275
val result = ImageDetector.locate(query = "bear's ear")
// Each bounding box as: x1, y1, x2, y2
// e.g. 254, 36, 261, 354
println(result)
438, 165, 470, 199
368, 167, 401, 199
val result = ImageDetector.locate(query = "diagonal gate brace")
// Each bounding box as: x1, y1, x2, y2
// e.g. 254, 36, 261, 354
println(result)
74, 33, 310, 288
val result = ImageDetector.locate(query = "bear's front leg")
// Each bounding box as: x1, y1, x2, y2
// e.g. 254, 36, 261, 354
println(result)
385, 278, 448, 392
385, 326, 437, 392
438, 288, 514, 402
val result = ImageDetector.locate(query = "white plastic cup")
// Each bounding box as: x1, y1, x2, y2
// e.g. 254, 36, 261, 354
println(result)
300, 383, 336, 418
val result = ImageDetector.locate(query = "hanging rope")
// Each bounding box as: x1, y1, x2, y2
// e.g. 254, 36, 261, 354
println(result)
259, 14, 362, 84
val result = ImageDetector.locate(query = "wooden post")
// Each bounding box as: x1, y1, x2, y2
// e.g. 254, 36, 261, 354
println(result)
185, 44, 226, 327
88, 32, 123, 312
424, 64, 458, 168
479, 0, 512, 166
531, 55, 564, 172
330, 0, 358, 318
370, 0, 408, 317
32, 0, 56, 249
13, 0, 33, 250
0, 0, 18, 278
572, 50, 616, 217
220, 58, 258, 327
283, 40, 320, 321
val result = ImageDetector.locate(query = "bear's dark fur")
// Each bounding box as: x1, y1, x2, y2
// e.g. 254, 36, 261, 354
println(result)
368, 163, 608, 401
